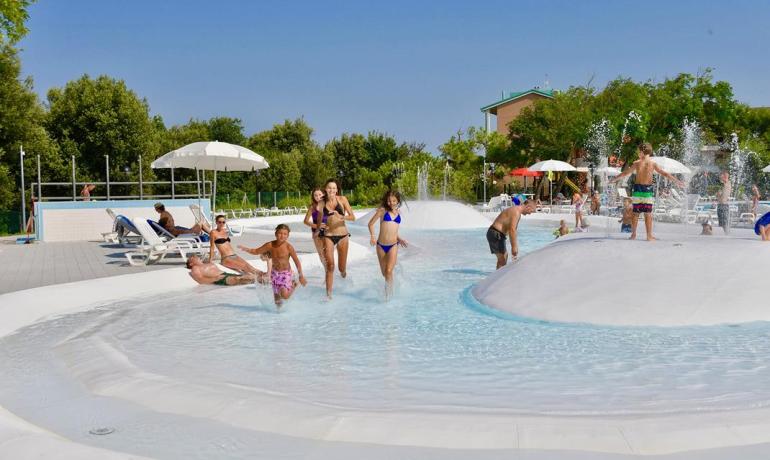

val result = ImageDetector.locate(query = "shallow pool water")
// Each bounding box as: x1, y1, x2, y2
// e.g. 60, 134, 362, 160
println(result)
3, 223, 770, 423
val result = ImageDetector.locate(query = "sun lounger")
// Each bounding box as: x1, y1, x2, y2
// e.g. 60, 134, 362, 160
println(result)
190, 204, 243, 237
125, 218, 207, 266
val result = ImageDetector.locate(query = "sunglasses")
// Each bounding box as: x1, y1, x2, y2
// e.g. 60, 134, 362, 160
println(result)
216, 220, 226, 224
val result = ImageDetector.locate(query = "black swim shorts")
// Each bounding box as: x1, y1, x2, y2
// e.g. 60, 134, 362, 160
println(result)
717, 204, 729, 227
486, 226, 507, 254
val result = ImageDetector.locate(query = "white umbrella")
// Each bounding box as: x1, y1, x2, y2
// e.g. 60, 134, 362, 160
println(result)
689, 164, 720, 174
763, 165, 770, 173
528, 160, 576, 204
152, 141, 269, 209
597, 166, 621, 176
651, 156, 691, 175
152, 141, 269, 171
528, 159, 577, 172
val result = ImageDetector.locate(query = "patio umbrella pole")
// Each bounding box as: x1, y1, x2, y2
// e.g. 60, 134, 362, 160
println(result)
213, 170, 217, 211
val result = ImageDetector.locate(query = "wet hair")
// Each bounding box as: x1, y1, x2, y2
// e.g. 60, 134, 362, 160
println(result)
215, 214, 226, 223
638, 142, 654, 156
324, 179, 342, 195
379, 190, 402, 211
275, 223, 290, 234
185, 255, 198, 269
309, 187, 325, 207
154, 203, 165, 211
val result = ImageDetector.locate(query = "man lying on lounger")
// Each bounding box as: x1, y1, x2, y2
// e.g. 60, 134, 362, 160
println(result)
186, 255, 269, 286
155, 202, 210, 237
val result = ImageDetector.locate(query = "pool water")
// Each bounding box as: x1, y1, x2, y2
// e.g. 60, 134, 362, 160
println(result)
3, 223, 770, 423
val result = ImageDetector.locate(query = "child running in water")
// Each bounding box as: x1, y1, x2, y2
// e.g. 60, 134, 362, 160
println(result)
573, 190, 588, 231
238, 224, 307, 307
367, 190, 408, 299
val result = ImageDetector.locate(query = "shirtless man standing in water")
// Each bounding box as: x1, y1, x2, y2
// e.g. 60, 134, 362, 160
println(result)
486, 199, 536, 269
611, 143, 684, 241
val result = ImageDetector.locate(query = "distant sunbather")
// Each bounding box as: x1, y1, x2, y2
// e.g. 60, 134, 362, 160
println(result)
186, 255, 257, 286
155, 202, 210, 237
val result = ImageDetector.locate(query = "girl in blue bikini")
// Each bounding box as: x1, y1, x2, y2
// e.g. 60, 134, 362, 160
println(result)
368, 190, 408, 299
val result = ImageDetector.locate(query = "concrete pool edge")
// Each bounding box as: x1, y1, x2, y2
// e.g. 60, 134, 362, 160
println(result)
0, 241, 368, 459
53, 329, 770, 455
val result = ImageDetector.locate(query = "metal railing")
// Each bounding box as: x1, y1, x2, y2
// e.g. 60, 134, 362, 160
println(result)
30, 180, 212, 202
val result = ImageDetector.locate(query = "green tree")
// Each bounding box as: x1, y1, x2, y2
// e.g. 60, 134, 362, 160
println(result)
0, 44, 61, 209
247, 118, 324, 195
46, 75, 160, 188
0, 0, 33, 44
508, 86, 595, 164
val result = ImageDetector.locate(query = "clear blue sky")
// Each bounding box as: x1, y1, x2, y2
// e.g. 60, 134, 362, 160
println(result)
19, 0, 770, 152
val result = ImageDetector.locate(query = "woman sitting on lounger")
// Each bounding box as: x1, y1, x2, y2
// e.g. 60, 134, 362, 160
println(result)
209, 215, 270, 282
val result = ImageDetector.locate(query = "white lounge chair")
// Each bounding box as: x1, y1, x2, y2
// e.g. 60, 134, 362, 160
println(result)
190, 204, 243, 237
125, 218, 208, 266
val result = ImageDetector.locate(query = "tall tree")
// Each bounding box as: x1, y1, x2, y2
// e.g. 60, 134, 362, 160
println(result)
0, 44, 61, 209
0, 0, 33, 44
46, 75, 160, 186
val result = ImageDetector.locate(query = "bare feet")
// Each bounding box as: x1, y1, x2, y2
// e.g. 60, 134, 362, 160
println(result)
646, 236, 657, 241
629, 234, 636, 240
340, 270, 347, 278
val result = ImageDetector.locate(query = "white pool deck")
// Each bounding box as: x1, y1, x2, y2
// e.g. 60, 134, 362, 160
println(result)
1, 211, 770, 459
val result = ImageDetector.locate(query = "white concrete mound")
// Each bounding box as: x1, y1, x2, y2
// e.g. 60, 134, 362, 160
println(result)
473, 233, 769, 326
354, 200, 490, 230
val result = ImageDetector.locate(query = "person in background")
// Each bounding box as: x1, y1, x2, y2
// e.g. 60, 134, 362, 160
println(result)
553, 219, 570, 239
701, 220, 713, 236
80, 183, 96, 201
154, 202, 210, 237
573, 189, 588, 231
590, 190, 601, 215
751, 184, 760, 217
619, 197, 634, 233
716, 171, 732, 235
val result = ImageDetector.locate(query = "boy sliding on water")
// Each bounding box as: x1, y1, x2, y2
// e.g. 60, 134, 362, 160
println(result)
238, 224, 307, 307
610, 142, 684, 241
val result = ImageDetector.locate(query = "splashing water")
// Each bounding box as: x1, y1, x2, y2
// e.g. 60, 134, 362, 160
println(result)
417, 162, 429, 201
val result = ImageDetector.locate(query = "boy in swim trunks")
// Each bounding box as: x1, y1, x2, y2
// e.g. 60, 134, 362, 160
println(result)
487, 199, 536, 269
238, 224, 307, 307
610, 143, 684, 241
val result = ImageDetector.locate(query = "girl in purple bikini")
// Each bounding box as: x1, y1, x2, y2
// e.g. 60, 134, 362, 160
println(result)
303, 187, 327, 265
367, 190, 408, 299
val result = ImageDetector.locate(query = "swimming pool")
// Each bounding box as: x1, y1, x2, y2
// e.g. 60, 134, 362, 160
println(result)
2, 223, 770, 457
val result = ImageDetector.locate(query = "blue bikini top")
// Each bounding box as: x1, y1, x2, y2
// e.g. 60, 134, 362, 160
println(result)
383, 211, 401, 224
